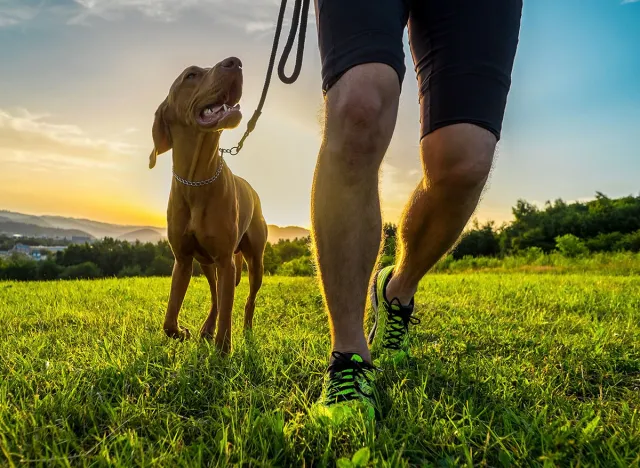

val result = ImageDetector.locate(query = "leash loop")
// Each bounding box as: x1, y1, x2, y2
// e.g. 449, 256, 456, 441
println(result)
220, 0, 310, 156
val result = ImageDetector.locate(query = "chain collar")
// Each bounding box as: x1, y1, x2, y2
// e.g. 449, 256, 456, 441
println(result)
172, 156, 224, 187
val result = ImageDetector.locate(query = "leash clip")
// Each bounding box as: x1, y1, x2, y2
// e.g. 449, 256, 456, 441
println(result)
218, 0, 309, 157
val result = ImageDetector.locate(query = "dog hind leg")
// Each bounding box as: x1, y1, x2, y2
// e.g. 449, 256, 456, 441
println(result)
199, 263, 218, 340
234, 251, 243, 286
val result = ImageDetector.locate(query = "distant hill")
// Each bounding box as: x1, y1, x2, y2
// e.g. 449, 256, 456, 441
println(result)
0, 210, 310, 244
0, 210, 165, 240
267, 225, 310, 244
117, 229, 165, 244
0, 218, 93, 239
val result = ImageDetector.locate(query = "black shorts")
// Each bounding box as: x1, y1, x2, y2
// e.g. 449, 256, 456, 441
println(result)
316, 0, 523, 140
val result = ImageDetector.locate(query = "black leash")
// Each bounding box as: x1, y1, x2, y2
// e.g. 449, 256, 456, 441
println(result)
220, 0, 311, 156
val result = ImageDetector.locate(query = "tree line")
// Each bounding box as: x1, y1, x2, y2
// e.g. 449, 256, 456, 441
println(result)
0, 236, 314, 281
379, 192, 640, 266
1, 192, 639, 281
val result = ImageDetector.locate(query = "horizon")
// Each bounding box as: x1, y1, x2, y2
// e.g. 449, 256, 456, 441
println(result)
4, 188, 639, 234
1, 0, 639, 229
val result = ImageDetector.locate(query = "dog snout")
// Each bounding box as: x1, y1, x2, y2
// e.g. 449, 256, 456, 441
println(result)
221, 57, 242, 70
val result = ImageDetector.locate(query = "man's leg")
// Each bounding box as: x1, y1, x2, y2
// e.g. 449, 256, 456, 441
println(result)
386, 124, 496, 304
384, 0, 523, 305
311, 64, 400, 363
368, 0, 522, 359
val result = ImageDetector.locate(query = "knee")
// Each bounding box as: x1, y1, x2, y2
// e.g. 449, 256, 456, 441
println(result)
322, 66, 400, 176
422, 124, 496, 189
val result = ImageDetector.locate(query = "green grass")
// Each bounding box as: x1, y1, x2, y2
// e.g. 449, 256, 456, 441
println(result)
1, 273, 639, 467
432, 252, 640, 276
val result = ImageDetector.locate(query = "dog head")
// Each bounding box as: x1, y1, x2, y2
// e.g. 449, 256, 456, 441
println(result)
149, 56, 243, 169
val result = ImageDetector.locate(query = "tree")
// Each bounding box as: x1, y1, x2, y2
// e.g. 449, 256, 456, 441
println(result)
146, 256, 174, 277
555, 234, 588, 258
38, 260, 62, 280
263, 243, 281, 275
452, 221, 500, 259
2, 254, 38, 281
60, 262, 102, 280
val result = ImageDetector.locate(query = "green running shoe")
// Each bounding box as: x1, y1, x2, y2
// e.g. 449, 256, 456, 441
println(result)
368, 265, 420, 363
313, 352, 377, 423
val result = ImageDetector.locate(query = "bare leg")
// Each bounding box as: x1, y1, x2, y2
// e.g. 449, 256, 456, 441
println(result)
311, 64, 400, 363
215, 257, 237, 354
199, 264, 218, 340
163, 259, 193, 340
386, 124, 497, 304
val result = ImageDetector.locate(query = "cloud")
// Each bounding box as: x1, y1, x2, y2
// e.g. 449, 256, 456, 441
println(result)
621, 0, 640, 3
246, 21, 275, 33
0, 108, 138, 169
0, 3, 39, 27
1, 0, 317, 37
68, 0, 278, 23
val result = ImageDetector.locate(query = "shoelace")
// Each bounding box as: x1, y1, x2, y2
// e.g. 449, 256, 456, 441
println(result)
383, 298, 421, 350
326, 352, 375, 402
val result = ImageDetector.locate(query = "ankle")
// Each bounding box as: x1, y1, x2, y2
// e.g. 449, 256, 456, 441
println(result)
331, 344, 372, 365
385, 274, 416, 306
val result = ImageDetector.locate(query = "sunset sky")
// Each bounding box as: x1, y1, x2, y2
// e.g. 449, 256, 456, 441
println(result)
1, 0, 639, 229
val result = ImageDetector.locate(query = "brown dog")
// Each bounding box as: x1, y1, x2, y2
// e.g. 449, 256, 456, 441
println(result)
149, 56, 267, 353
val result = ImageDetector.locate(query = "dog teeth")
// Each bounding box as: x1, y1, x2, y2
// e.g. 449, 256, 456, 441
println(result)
204, 108, 214, 116
222, 104, 229, 112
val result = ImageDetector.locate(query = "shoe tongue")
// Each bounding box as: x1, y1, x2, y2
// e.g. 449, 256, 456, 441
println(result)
389, 297, 414, 313
350, 354, 364, 364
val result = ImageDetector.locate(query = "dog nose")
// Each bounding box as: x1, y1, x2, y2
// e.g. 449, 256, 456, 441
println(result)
221, 57, 242, 69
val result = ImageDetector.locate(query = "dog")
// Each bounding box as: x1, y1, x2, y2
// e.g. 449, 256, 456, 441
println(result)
149, 56, 268, 353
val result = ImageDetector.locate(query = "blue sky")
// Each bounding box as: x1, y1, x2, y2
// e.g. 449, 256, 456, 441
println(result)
0, 0, 638, 227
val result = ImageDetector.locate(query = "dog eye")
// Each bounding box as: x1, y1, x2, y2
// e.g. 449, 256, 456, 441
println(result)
185, 72, 197, 80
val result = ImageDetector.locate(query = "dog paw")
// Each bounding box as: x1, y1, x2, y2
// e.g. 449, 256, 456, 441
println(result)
199, 329, 215, 341
164, 326, 191, 341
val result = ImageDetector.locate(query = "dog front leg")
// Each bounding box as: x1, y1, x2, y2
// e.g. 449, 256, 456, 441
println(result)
163, 259, 192, 340
215, 257, 236, 354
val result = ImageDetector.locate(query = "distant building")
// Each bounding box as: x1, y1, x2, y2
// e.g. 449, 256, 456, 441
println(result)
8, 244, 67, 261
12, 243, 31, 255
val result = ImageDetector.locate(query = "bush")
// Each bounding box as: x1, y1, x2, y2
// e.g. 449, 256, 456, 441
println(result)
555, 234, 589, 258
2, 256, 38, 281
38, 260, 63, 280
585, 232, 625, 253
519, 246, 545, 262
279, 256, 315, 277
263, 243, 281, 275
615, 230, 640, 253
453, 222, 500, 259
60, 262, 102, 280
118, 265, 143, 278
145, 256, 174, 277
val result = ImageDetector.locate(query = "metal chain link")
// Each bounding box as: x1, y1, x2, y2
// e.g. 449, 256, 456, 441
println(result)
172, 157, 225, 187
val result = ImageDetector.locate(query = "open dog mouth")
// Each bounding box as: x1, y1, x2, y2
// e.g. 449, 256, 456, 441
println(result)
196, 101, 241, 127
195, 76, 243, 129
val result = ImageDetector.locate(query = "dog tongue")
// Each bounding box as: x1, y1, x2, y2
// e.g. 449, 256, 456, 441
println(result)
199, 105, 225, 125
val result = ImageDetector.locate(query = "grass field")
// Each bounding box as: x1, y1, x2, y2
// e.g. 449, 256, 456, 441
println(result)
1, 273, 640, 467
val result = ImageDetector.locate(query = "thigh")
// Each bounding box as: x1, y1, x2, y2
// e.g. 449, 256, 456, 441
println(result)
316, 0, 410, 93
409, 0, 523, 141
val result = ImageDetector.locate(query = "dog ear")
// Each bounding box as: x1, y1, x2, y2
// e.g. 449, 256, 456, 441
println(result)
149, 99, 172, 169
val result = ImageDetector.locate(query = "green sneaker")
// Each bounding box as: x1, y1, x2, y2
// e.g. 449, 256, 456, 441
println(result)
313, 352, 377, 423
368, 265, 420, 363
